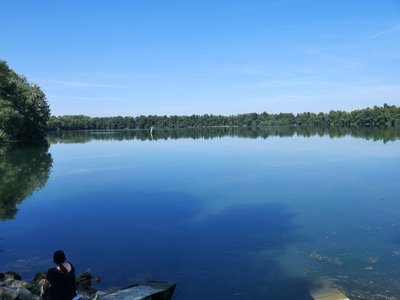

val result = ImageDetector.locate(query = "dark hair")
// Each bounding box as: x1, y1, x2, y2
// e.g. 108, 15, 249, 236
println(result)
53, 250, 67, 273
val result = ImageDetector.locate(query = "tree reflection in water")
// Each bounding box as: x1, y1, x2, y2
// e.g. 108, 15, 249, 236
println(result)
1, 126, 398, 220
47, 126, 400, 144
0, 142, 52, 220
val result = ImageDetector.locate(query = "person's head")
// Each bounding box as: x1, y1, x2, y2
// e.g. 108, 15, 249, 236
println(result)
53, 250, 66, 265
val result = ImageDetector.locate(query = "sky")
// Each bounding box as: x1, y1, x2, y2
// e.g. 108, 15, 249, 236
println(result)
1, 0, 400, 116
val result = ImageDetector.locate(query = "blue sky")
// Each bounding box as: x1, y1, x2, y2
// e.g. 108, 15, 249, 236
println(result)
1, 0, 400, 116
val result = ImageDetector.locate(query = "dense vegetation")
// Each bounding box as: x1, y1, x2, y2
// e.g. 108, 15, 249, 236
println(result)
1, 61, 398, 137
49, 104, 400, 130
0, 61, 50, 142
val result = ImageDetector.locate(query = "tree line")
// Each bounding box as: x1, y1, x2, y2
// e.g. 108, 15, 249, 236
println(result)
49, 104, 400, 130
2, 60, 400, 141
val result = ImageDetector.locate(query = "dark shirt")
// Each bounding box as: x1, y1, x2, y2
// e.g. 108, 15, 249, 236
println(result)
46, 263, 77, 300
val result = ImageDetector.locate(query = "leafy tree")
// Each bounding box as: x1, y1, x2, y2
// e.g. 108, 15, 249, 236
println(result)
0, 60, 50, 141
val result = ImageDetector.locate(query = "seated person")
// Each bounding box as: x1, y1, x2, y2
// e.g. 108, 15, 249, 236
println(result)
41, 250, 80, 300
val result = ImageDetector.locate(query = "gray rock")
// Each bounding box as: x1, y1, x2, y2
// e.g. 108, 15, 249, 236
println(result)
76, 269, 96, 295
16, 287, 32, 300
30, 279, 46, 296
32, 272, 46, 284
0, 286, 18, 300
4, 272, 22, 281
5, 280, 32, 290
99, 282, 176, 300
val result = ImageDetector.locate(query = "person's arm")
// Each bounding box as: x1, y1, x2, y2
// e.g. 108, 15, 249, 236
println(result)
41, 270, 53, 299
40, 279, 50, 299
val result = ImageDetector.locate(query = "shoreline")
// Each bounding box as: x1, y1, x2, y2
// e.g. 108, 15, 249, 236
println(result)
0, 270, 176, 300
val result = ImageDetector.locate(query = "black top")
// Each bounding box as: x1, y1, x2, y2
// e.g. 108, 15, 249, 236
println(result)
46, 263, 77, 300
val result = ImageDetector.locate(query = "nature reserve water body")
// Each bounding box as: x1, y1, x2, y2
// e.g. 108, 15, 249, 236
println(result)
1, 127, 400, 299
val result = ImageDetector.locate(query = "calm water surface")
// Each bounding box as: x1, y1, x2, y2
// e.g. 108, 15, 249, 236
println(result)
1, 128, 400, 299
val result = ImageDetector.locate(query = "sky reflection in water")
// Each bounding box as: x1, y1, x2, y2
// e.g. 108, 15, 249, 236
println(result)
1, 128, 400, 299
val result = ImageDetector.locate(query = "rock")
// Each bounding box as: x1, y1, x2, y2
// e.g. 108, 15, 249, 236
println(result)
1, 270, 176, 300
310, 279, 349, 300
29, 272, 46, 296
99, 282, 176, 300
4, 272, 22, 281
311, 288, 349, 300
0, 286, 18, 299
76, 270, 96, 295
16, 287, 32, 300
30, 279, 46, 296
309, 252, 343, 266
5, 279, 32, 289
32, 272, 46, 284
76, 269, 92, 287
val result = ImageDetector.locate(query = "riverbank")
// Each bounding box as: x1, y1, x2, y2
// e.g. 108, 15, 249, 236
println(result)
0, 270, 176, 300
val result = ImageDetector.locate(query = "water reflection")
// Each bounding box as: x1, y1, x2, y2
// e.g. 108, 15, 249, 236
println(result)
1, 128, 399, 299
173, 202, 311, 299
47, 126, 400, 144
0, 143, 53, 220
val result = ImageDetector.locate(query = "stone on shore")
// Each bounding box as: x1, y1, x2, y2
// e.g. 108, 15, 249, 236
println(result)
76, 269, 97, 295
4, 279, 32, 289
0, 286, 18, 299
98, 282, 176, 300
32, 272, 46, 283
16, 286, 38, 300
0, 269, 176, 300
4, 272, 22, 281
30, 279, 47, 296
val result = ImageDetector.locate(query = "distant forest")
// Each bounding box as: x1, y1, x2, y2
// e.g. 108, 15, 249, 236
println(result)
49, 104, 400, 130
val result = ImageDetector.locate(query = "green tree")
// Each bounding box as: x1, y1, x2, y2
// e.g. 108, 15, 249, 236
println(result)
0, 60, 50, 141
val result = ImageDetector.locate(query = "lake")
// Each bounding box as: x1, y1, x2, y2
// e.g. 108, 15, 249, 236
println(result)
1, 127, 400, 299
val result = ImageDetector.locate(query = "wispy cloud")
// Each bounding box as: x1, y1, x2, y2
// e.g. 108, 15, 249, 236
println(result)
368, 24, 400, 39
208, 64, 261, 76
48, 95, 133, 102
40, 79, 134, 89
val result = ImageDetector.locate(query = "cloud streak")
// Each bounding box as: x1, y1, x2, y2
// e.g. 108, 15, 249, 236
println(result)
48, 95, 133, 102
368, 24, 400, 39
40, 80, 134, 89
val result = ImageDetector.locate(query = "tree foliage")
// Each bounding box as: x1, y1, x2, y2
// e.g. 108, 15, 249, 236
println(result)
48, 104, 400, 131
0, 60, 50, 141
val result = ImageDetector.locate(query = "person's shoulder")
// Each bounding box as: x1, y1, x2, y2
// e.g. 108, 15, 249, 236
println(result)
67, 262, 75, 269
